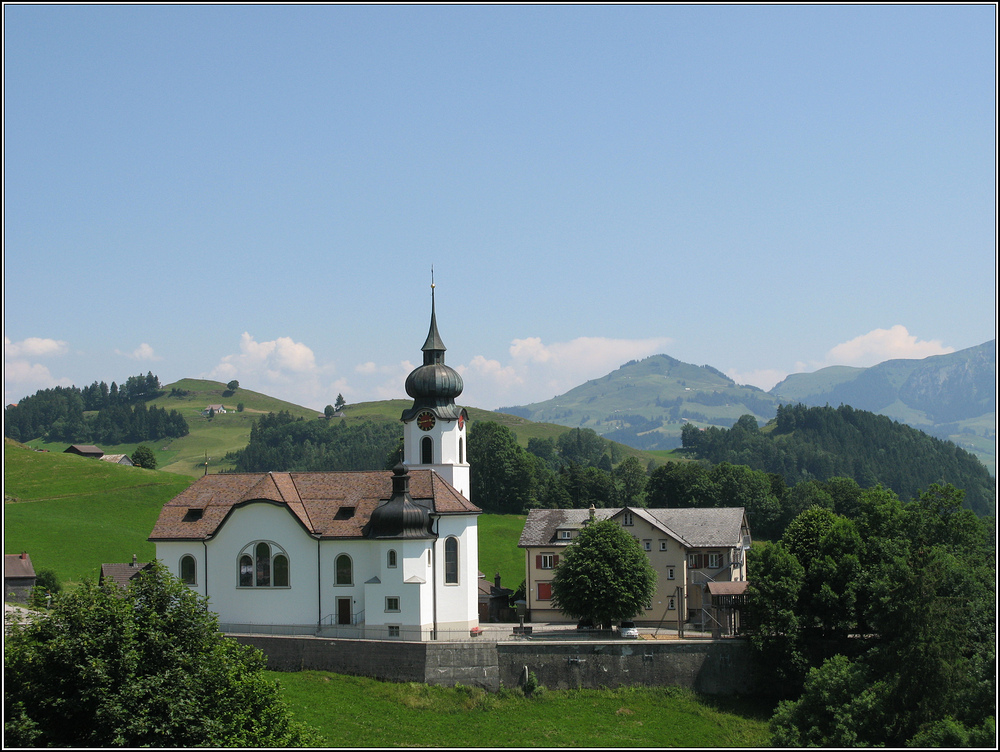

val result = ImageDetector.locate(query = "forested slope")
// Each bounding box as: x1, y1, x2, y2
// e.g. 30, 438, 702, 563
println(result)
682, 404, 994, 516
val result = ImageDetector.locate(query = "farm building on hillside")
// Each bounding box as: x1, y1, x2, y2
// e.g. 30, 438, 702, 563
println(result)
4, 552, 36, 603
100, 556, 152, 588
64, 444, 104, 458
100, 454, 134, 466
519, 505, 751, 635
149, 287, 481, 640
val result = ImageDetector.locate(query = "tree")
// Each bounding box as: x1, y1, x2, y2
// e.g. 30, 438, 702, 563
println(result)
334, 393, 346, 412
324, 404, 336, 419
3, 562, 321, 747
227, 380, 240, 392
468, 421, 536, 513
131, 444, 157, 470
551, 518, 656, 626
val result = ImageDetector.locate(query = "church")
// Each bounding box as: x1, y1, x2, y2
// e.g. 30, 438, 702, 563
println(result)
149, 289, 481, 640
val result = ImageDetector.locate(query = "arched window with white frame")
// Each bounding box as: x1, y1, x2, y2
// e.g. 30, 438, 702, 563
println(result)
444, 536, 459, 584
237, 541, 290, 587
180, 554, 196, 585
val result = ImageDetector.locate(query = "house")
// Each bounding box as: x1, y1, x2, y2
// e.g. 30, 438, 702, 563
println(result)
100, 454, 135, 466
518, 505, 751, 633
202, 404, 227, 416
100, 555, 152, 588
478, 572, 516, 624
149, 287, 481, 640
4, 552, 36, 603
64, 444, 104, 458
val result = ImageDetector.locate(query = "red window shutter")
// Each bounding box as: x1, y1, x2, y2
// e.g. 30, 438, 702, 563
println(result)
537, 582, 552, 600
553, 555, 559, 567
536, 555, 542, 569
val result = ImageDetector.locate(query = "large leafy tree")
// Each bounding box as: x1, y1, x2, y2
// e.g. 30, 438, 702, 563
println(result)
468, 421, 536, 513
551, 518, 656, 626
3, 562, 320, 747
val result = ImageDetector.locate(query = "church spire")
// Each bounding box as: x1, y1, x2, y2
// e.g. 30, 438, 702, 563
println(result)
421, 272, 446, 363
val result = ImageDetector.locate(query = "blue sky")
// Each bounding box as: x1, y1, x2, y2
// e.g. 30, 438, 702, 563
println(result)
4, 5, 996, 412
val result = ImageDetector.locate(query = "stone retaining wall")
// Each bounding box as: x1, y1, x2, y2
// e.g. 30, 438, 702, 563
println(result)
233, 634, 755, 694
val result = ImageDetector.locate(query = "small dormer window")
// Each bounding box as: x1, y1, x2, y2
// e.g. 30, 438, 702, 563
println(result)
559, 530, 572, 540
623, 511, 634, 526
334, 506, 356, 520
183, 508, 203, 522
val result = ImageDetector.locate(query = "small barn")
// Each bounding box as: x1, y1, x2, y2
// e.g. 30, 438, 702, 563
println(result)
4, 552, 37, 603
100, 454, 135, 466
64, 444, 104, 458
100, 555, 152, 588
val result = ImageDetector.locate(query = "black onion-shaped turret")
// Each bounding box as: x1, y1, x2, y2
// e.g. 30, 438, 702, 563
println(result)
364, 463, 432, 539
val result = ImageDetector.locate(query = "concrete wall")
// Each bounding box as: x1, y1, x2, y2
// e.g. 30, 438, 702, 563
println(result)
234, 634, 754, 695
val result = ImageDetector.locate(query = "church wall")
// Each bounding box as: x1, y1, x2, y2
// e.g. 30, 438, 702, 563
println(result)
155, 541, 206, 597
207, 502, 320, 627
434, 514, 480, 630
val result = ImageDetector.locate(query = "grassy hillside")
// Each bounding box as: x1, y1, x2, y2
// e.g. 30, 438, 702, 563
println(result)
3, 439, 195, 586
272, 671, 771, 746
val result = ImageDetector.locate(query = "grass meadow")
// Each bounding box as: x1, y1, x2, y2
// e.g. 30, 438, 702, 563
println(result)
269, 670, 772, 747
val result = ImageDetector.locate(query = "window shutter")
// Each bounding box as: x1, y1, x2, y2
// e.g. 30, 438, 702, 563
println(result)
536, 555, 542, 569
553, 555, 559, 567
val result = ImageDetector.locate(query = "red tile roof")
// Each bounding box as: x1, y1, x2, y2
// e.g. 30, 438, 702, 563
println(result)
4, 553, 35, 579
148, 469, 479, 542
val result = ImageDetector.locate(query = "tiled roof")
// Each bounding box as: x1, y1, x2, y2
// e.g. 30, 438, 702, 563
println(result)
149, 469, 480, 542
4, 553, 35, 579
518, 506, 747, 549
100, 562, 152, 588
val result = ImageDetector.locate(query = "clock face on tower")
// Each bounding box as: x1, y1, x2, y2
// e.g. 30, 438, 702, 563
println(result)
417, 411, 436, 431
458, 411, 466, 430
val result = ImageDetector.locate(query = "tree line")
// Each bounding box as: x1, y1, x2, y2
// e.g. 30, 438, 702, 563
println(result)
744, 483, 995, 746
4, 373, 188, 445
681, 404, 994, 517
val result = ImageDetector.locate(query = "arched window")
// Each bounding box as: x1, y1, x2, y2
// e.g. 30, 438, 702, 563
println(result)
255, 542, 271, 586
180, 555, 196, 585
237, 541, 289, 587
444, 537, 459, 584
387, 549, 397, 568
335, 554, 353, 586
421, 436, 433, 464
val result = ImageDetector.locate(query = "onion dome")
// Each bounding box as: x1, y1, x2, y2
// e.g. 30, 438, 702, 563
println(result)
364, 463, 432, 539
402, 284, 464, 421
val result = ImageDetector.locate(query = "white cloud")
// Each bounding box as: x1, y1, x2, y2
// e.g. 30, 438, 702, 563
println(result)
727, 368, 789, 392
3, 337, 73, 404
4, 336, 68, 359
115, 342, 161, 361
821, 325, 954, 368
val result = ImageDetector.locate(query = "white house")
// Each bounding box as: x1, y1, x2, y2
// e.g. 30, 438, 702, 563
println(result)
149, 288, 481, 640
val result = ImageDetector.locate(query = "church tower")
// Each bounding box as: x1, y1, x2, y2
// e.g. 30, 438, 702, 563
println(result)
400, 282, 470, 499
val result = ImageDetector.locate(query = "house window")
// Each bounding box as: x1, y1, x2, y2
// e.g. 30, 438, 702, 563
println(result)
444, 537, 459, 584
335, 554, 353, 586
387, 549, 397, 568
688, 553, 706, 569
708, 552, 723, 569
643, 540, 651, 551
237, 542, 289, 587
388, 625, 400, 638
421, 436, 433, 464
179, 555, 196, 585
667, 597, 676, 610
659, 540, 668, 551
540, 554, 555, 570
559, 530, 572, 540
623, 511, 634, 526
537, 582, 552, 600
667, 567, 675, 580
385, 596, 400, 612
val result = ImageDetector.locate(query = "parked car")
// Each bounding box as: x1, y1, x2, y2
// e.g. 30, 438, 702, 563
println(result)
576, 619, 595, 630
617, 621, 639, 639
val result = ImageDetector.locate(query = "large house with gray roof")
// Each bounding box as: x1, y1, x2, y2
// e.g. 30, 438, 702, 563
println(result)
148, 289, 481, 640
518, 505, 751, 631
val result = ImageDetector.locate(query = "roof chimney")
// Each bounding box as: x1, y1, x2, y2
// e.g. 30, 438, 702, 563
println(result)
20, 551, 27, 559
494, 572, 502, 588
589, 503, 596, 522
131, 553, 137, 568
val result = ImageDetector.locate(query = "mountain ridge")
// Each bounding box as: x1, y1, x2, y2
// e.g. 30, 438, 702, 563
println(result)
500, 341, 996, 473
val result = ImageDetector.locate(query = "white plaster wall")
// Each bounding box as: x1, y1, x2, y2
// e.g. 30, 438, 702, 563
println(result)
403, 418, 470, 498
435, 514, 479, 629
206, 502, 319, 627
154, 541, 206, 597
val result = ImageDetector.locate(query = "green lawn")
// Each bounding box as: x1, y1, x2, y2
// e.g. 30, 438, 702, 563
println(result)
271, 670, 772, 747
478, 513, 527, 591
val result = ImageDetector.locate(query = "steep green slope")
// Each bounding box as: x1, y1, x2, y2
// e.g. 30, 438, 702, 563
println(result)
3, 439, 195, 585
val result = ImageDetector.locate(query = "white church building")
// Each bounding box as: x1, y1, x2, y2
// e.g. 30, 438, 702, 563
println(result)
149, 291, 481, 640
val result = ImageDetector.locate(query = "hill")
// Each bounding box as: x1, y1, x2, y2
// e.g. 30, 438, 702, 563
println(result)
501, 342, 996, 473
3, 438, 195, 586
